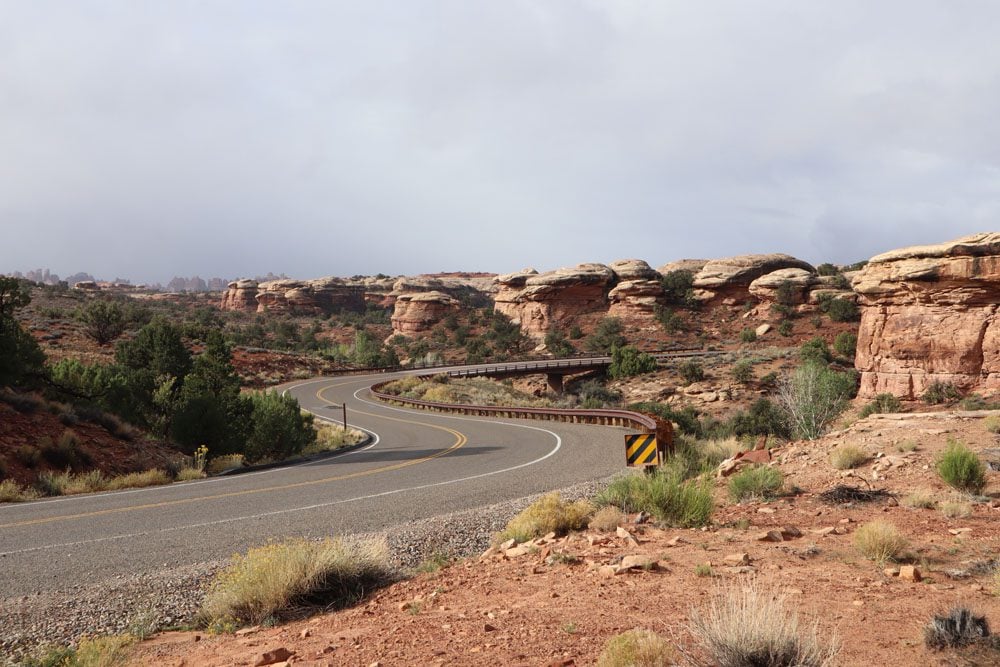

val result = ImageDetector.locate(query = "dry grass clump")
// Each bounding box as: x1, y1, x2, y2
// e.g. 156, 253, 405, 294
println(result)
597, 628, 676, 667
102, 469, 171, 491
896, 440, 919, 452
594, 469, 714, 528
728, 465, 784, 502
687, 577, 840, 666
853, 520, 908, 565
924, 607, 991, 649
74, 633, 137, 666
936, 441, 987, 495
700, 437, 745, 463
207, 453, 244, 474
305, 421, 365, 455
984, 415, 1000, 434
496, 493, 593, 544
199, 536, 391, 627
829, 444, 868, 470
939, 500, 973, 519
0, 479, 39, 503
901, 489, 937, 509
589, 506, 626, 532
175, 467, 207, 482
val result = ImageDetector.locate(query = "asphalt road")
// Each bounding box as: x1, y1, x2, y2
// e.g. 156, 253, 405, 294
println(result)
0, 371, 629, 597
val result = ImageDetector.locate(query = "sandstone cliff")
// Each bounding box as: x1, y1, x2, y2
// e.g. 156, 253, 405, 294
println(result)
853, 232, 1000, 398
220, 277, 365, 315
391, 291, 460, 336
692, 254, 815, 305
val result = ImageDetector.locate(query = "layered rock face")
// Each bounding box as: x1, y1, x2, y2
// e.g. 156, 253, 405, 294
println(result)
391, 291, 460, 336
853, 232, 1000, 399
220, 278, 365, 315
220, 280, 259, 312
692, 254, 815, 305
494, 264, 618, 339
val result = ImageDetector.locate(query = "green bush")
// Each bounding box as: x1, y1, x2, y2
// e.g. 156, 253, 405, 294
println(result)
544, 328, 575, 357
678, 360, 705, 385
244, 391, 316, 463
660, 270, 698, 308
778, 363, 855, 440
816, 263, 839, 276
728, 398, 791, 439
654, 306, 685, 333
629, 402, 702, 436
585, 317, 627, 354
609, 346, 658, 379
728, 465, 784, 502
833, 332, 857, 358
576, 380, 622, 409
922, 381, 962, 405
594, 468, 713, 527
859, 393, 902, 418
799, 337, 831, 365
739, 328, 757, 344
778, 320, 793, 337
732, 359, 754, 385
826, 298, 859, 322
936, 441, 986, 494
77, 299, 127, 346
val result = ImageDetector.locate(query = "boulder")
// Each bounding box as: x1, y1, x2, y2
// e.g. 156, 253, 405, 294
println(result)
748, 268, 818, 305
853, 232, 1000, 398
494, 263, 615, 339
609, 259, 660, 281
693, 254, 815, 305
658, 259, 709, 275
391, 291, 460, 336
220, 280, 259, 312
608, 280, 664, 317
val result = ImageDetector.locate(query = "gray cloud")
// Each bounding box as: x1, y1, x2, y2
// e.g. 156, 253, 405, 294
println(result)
1, 1, 997, 283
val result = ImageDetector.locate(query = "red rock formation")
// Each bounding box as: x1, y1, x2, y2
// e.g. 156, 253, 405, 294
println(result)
494, 264, 614, 339
853, 232, 1000, 399
693, 254, 815, 305
220, 279, 259, 312
391, 291, 460, 336
608, 280, 664, 317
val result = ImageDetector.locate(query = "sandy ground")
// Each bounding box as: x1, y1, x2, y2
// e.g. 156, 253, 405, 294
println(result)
126, 410, 1000, 666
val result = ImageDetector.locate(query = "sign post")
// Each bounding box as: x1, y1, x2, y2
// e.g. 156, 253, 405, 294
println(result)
624, 433, 659, 468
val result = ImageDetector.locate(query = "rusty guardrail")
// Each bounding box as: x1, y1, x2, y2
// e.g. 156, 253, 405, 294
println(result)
368, 380, 674, 454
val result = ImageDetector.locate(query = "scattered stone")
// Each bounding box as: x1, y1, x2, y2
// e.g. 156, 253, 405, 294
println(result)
666, 536, 687, 547
299, 629, 311, 639
756, 531, 784, 543
616, 527, 640, 546
254, 647, 294, 666
499, 539, 517, 551
724, 553, 751, 566
899, 566, 921, 582
483, 623, 497, 632
619, 555, 658, 571
504, 546, 531, 558
780, 526, 802, 539
757, 507, 776, 514
883, 567, 900, 577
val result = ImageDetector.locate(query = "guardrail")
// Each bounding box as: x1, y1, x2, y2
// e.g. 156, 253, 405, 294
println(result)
369, 380, 662, 433
446, 349, 720, 379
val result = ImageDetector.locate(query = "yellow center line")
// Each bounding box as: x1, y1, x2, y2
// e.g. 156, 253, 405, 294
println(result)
1, 378, 466, 530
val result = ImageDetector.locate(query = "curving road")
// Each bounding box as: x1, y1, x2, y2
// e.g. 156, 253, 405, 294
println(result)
0, 370, 630, 597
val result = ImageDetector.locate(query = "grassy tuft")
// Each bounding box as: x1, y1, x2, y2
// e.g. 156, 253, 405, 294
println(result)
936, 441, 987, 495
688, 577, 840, 667
984, 415, 1000, 434
924, 607, 990, 649
102, 469, 171, 491
175, 467, 207, 482
829, 445, 868, 470
496, 493, 593, 544
853, 520, 908, 565
594, 469, 714, 528
939, 501, 973, 519
199, 536, 391, 627
728, 465, 784, 502
588, 505, 626, 532
901, 490, 937, 509
597, 628, 676, 667
0, 479, 40, 503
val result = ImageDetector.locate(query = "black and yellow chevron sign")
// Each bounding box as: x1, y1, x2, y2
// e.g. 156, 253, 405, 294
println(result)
625, 433, 659, 467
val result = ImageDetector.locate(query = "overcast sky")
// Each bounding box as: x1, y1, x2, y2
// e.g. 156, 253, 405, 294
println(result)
2, 1, 998, 284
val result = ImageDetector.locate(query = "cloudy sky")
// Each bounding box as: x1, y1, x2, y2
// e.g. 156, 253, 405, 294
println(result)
2, 1, 998, 284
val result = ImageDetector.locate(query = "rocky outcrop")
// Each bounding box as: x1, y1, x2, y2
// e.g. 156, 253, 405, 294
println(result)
657, 259, 709, 276
853, 232, 1000, 398
692, 254, 815, 305
608, 280, 664, 317
748, 268, 817, 305
391, 291, 460, 336
220, 279, 259, 312
608, 259, 659, 281
494, 264, 615, 339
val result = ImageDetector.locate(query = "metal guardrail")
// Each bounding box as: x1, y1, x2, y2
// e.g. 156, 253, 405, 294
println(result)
446, 349, 720, 379
369, 380, 660, 432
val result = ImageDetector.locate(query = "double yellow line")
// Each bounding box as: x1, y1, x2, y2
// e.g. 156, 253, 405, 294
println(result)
0, 380, 467, 530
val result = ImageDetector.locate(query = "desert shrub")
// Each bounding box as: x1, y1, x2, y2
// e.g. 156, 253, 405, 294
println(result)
859, 393, 902, 418
830, 445, 868, 470
199, 536, 391, 626
585, 317, 627, 354
777, 363, 856, 440
695, 563, 714, 577
588, 506, 626, 532
853, 520, 908, 565
778, 320, 793, 337
609, 345, 658, 379
939, 501, 973, 519
728, 465, 784, 502
936, 441, 986, 494
660, 270, 698, 308
78, 299, 127, 345
728, 398, 790, 439
902, 490, 937, 509
688, 577, 840, 667
959, 394, 1000, 411
896, 440, 919, 452
923, 381, 962, 405
576, 380, 622, 409
35, 470, 69, 497
544, 328, 575, 357
569, 325, 583, 339
15, 444, 41, 468
984, 415, 1000, 433
924, 607, 991, 649
65, 470, 107, 494
654, 306, 685, 333
678, 360, 705, 385
816, 263, 839, 276
244, 391, 316, 463
594, 469, 713, 528
732, 359, 754, 385
0, 388, 44, 413
739, 328, 757, 344
102, 469, 171, 491
833, 331, 857, 358
759, 372, 778, 388
799, 337, 831, 365
496, 493, 593, 544
0, 479, 39, 502
0, 278, 46, 388
597, 629, 675, 667
175, 467, 207, 482
825, 298, 859, 322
